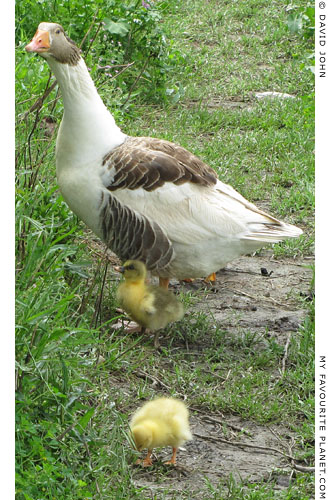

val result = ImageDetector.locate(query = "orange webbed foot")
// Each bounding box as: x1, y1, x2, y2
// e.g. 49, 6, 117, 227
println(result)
204, 272, 216, 283
142, 457, 153, 467
112, 320, 142, 334
136, 449, 153, 467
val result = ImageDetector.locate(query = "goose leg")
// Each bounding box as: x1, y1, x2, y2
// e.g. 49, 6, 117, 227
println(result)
159, 277, 170, 289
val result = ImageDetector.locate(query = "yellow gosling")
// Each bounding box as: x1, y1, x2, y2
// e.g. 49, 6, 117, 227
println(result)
115, 260, 184, 346
130, 397, 192, 467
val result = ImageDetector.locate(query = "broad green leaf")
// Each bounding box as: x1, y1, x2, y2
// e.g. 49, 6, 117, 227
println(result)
103, 19, 129, 36
78, 408, 95, 431
287, 14, 303, 34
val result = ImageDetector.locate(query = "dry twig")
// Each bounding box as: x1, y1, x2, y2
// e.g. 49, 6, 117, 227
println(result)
292, 463, 315, 473
133, 369, 172, 392
194, 431, 314, 472
193, 431, 296, 461
280, 332, 292, 376
79, 10, 100, 49
122, 55, 151, 107
96, 61, 135, 91
189, 407, 250, 435
20, 78, 58, 123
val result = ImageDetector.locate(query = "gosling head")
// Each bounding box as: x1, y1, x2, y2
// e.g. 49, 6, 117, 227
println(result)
131, 423, 153, 451
115, 260, 147, 282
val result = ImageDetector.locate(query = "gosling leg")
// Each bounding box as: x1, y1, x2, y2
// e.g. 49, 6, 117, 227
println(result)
142, 449, 153, 467
136, 448, 153, 467
165, 447, 177, 465
153, 331, 160, 349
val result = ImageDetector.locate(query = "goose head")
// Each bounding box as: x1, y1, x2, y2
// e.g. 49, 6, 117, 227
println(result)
25, 22, 81, 65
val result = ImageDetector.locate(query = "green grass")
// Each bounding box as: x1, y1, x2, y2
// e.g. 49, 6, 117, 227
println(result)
202, 473, 314, 500
16, 0, 314, 498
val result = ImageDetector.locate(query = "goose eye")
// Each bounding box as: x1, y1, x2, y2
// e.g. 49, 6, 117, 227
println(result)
55, 29, 61, 34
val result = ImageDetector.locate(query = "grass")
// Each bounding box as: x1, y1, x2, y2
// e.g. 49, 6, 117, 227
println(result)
15, 0, 314, 498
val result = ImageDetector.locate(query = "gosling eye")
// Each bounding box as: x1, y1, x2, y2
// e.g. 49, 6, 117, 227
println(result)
125, 264, 135, 271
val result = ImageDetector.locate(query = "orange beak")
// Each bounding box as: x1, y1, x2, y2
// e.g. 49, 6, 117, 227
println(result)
25, 29, 50, 53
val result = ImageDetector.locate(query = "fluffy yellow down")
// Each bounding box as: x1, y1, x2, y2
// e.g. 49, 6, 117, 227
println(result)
130, 397, 192, 464
116, 260, 184, 331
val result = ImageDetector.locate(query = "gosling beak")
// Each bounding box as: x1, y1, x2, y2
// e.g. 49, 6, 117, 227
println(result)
25, 29, 50, 53
114, 265, 125, 274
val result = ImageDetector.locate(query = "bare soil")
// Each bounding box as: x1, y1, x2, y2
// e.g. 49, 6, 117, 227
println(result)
174, 252, 313, 346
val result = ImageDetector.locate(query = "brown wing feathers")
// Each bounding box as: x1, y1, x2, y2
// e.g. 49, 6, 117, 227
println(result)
100, 193, 173, 272
102, 136, 218, 192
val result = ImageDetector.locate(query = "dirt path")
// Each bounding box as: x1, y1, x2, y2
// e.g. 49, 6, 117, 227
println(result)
175, 253, 313, 346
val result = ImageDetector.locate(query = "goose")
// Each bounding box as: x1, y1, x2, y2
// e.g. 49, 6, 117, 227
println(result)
25, 23, 303, 288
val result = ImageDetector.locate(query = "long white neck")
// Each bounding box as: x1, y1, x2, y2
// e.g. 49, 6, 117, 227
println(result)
47, 56, 126, 168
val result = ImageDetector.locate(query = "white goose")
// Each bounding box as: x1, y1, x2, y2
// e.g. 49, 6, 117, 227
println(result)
25, 23, 302, 288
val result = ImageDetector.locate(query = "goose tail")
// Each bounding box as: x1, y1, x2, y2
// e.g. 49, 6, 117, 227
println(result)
243, 221, 303, 243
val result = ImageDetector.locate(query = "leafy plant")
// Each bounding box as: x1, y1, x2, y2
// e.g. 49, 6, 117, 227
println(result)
16, 0, 181, 108
286, 3, 315, 75
286, 4, 315, 40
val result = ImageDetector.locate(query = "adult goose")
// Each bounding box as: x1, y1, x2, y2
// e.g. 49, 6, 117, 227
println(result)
25, 23, 302, 288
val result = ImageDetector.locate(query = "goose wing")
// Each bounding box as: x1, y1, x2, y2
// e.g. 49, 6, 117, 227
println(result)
101, 137, 301, 246
101, 136, 218, 191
